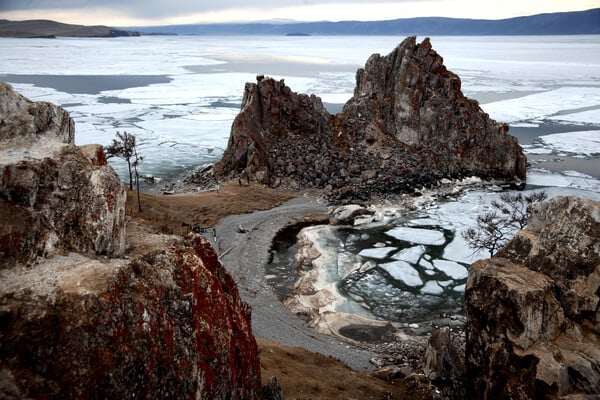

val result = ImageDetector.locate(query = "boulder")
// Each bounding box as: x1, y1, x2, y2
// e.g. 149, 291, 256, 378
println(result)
214, 37, 526, 201
0, 82, 125, 266
465, 196, 600, 399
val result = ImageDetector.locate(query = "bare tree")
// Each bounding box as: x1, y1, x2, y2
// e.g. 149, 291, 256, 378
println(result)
105, 131, 144, 211
463, 191, 547, 257
105, 131, 138, 189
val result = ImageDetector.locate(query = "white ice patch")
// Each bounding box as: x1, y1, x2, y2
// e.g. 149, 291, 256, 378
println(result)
453, 284, 466, 293
537, 130, 600, 156
421, 281, 444, 295
380, 261, 423, 287
549, 109, 600, 125
483, 87, 600, 124
527, 170, 600, 193
385, 227, 445, 245
358, 247, 397, 259
433, 259, 468, 280
391, 245, 426, 264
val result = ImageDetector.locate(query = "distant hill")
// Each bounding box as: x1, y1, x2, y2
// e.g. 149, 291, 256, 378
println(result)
0, 19, 140, 38
131, 8, 600, 36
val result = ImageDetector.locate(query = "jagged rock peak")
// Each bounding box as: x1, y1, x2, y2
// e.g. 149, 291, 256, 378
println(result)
466, 196, 600, 398
213, 36, 526, 201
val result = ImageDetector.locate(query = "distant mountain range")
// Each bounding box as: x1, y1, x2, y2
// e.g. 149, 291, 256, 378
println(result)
0, 19, 139, 38
132, 8, 600, 36
0, 8, 598, 38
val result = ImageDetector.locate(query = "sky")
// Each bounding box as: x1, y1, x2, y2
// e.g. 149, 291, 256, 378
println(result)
1, 0, 599, 26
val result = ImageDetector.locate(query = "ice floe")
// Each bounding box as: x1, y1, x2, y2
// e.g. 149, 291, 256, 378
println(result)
385, 227, 446, 245
379, 261, 423, 287
432, 259, 468, 280
358, 247, 397, 259
537, 130, 600, 156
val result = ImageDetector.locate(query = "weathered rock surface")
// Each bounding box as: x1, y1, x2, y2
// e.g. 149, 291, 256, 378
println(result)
1, 82, 125, 266
0, 235, 262, 399
213, 36, 526, 201
0, 83, 264, 399
466, 196, 600, 399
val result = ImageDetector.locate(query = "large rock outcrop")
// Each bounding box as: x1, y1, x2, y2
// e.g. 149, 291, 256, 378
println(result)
214, 36, 526, 201
0, 83, 263, 399
0, 82, 125, 266
466, 196, 600, 399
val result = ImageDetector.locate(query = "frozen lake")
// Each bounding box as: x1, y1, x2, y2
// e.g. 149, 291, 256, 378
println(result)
1, 35, 599, 187
1, 35, 599, 330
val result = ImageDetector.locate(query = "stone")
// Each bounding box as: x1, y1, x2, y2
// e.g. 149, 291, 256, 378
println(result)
213, 37, 526, 202
329, 204, 373, 225
423, 328, 465, 399
465, 196, 600, 399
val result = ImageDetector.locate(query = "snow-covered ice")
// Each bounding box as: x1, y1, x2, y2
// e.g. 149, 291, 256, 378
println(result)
432, 260, 469, 280
537, 130, 600, 156
380, 261, 423, 287
421, 281, 444, 295
358, 247, 397, 259
385, 227, 446, 245
391, 245, 426, 264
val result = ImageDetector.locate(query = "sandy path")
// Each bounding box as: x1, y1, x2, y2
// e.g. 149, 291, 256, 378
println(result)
215, 195, 376, 371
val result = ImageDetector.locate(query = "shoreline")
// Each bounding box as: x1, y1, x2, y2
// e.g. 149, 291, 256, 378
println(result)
214, 195, 379, 371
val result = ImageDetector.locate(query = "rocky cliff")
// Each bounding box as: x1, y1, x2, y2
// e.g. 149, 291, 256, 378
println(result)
0, 83, 263, 399
466, 196, 600, 399
214, 36, 526, 201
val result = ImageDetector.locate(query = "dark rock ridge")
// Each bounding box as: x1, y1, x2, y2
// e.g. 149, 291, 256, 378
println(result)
213, 36, 526, 201
0, 83, 263, 399
466, 196, 600, 399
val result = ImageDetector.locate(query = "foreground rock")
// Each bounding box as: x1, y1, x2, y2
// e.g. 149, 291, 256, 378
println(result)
0, 236, 262, 399
466, 196, 600, 398
0, 83, 263, 399
0, 82, 126, 267
213, 36, 526, 201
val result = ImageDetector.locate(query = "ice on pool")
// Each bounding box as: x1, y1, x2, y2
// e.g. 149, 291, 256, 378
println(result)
391, 245, 425, 264
385, 227, 446, 245
380, 260, 423, 287
358, 247, 397, 259
453, 284, 466, 293
421, 281, 444, 295
433, 259, 468, 280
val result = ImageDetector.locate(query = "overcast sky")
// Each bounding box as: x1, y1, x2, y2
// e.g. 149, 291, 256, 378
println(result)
1, 0, 599, 26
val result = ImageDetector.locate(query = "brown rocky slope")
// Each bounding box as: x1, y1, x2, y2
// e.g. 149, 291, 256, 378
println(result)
213, 36, 527, 202
466, 196, 600, 399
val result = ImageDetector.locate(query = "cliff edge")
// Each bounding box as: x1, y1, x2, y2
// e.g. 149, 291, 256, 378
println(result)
466, 196, 600, 398
0, 83, 263, 399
